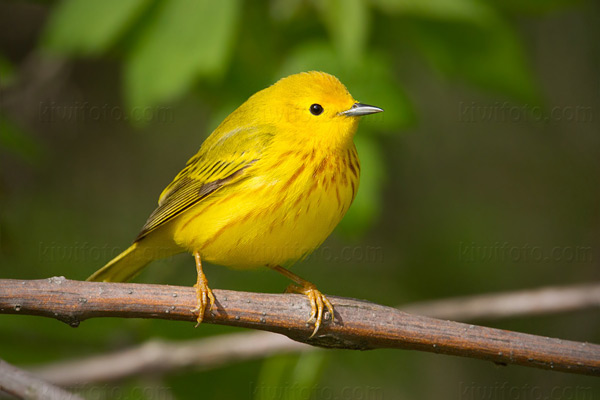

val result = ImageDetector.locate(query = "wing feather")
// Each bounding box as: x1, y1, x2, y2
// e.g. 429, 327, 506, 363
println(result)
135, 126, 272, 241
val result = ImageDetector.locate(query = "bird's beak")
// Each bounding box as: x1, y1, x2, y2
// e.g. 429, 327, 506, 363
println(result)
340, 103, 384, 117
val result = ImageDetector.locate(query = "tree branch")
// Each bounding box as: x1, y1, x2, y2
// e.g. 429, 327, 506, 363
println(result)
401, 282, 600, 320
0, 358, 83, 400
28, 282, 600, 386
32, 331, 310, 386
1, 278, 599, 377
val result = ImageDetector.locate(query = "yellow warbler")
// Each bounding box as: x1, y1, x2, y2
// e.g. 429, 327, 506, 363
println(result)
87, 71, 383, 336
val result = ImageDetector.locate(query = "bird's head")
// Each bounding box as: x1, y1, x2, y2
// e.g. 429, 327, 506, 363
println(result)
245, 71, 383, 149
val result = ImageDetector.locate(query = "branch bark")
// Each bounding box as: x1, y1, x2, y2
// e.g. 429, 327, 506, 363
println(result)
32, 331, 310, 386
1, 278, 599, 377
0, 358, 83, 400
401, 282, 600, 320
29, 282, 600, 386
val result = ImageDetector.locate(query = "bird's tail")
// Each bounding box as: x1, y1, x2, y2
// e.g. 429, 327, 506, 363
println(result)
87, 241, 155, 282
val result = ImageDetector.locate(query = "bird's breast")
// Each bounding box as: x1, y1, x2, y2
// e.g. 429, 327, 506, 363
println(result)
173, 145, 360, 269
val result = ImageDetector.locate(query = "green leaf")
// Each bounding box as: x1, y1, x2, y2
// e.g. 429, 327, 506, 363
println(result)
372, 0, 494, 23
489, 0, 582, 14
337, 134, 385, 238
345, 53, 414, 131
253, 352, 327, 400
270, 0, 305, 21
287, 351, 327, 400
124, 0, 241, 112
406, 18, 539, 103
372, 0, 539, 102
42, 0, 151, 55
318, 0, 369, 65
253, 355, 296, 400
278, 41, 339, 79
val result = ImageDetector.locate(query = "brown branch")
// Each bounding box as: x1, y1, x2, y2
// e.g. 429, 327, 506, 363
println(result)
30, 282, 600, 385
401, 282, 600, 320
32, 331, 310, 386
26, 283, 600, 385
1, 278, 599, 377
0, 358, 83, 400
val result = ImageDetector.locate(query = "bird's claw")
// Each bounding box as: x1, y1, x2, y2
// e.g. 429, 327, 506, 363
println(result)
191, 282, 215, 327
286, 284, 334, 338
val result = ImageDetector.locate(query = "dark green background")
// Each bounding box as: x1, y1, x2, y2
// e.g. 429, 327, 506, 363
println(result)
1, 0, 598, 399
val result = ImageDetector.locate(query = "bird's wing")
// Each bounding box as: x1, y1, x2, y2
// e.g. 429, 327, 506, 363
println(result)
135, 126, 273, 241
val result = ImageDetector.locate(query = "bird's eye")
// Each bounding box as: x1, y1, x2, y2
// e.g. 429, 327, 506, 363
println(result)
309, 104, 324, 116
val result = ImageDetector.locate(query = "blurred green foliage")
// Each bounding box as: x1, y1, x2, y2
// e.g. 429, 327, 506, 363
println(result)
0, 116, 42, 165
35, 0, 546, 238
40, 0, 540, 111
1, 0, 599, 399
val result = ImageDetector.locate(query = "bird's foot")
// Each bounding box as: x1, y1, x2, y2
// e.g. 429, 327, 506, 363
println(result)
191, 281, 215, 327
286, 283, 334, 338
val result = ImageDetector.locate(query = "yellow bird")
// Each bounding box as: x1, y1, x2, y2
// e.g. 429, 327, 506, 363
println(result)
88, 71, 383, 336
